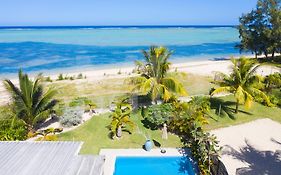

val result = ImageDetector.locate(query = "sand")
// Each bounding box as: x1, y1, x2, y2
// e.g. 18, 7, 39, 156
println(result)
0, 59, 280, 105
211, 118, 281, 175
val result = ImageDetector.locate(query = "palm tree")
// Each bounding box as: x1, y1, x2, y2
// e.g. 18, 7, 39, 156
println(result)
211, 58, 271, 113
109, 98, 135, 138
129, 46, 187, 103
4, 70, 58, 132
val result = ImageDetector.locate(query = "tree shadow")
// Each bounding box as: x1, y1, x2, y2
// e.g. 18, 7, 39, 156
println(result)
177, 148, 199, 175
210, 98, 253, 120
36, 115, 59, 130
152, 139, 161, 148
271, 138, 281, 146
141, 118, 158, 130
223, 139, 281, 175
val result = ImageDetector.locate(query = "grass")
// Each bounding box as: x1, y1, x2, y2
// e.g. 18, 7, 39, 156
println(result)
58, 111, 181, 154
48, 73, 212, 108
206, 95, 281, 130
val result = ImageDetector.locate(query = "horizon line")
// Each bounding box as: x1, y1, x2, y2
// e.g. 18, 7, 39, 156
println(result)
0, 24, 237, 28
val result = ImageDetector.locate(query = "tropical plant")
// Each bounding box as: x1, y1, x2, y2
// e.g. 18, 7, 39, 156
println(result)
109, 98, 135, 138
0, 118, 27, 141
142, 103, 173, 130
129, 46, 187, 103
35, 127, 63, 141
168, 100, 221, 175
263, 72, 281, 93
211, 58, 271, 113
4, 70, 58, 132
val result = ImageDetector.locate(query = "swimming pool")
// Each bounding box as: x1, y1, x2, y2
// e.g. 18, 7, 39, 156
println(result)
113, 156, 197, 175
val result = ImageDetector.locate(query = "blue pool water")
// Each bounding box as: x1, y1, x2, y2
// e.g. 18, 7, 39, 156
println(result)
0, 26, 244, 76
113, 156, 197, 175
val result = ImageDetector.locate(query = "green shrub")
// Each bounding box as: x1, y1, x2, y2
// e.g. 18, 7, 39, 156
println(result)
57, 73, 64, 81
69, 76, 75, 80
0, 119, 27, 141
142, 103, 173, 129
60, 108, 83, 127
77, 73, 83, 79
44, 76, 53, 82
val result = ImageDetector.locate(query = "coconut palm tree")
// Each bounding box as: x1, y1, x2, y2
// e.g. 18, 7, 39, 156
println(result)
129, 46, 187, 103
4, 70, 58, 132
109, 98, 135, 138
211, 58, 271, 113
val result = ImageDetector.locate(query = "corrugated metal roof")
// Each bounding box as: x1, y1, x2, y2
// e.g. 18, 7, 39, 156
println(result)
0, 141, 104, 175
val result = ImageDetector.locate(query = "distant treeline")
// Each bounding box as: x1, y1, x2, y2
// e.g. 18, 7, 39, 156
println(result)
237, 0, 281, 58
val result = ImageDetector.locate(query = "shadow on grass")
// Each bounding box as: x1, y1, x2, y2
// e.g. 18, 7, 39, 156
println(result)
141, 118, 158, 130
223, 139, 281, 175
256, 56, 281, 68
210, 98, 253, 121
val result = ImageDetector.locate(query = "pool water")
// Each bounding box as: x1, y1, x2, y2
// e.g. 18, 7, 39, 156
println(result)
113, 156, 196, 175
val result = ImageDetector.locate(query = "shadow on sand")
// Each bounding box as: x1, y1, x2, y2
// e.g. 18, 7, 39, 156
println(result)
223, 139, 281, 175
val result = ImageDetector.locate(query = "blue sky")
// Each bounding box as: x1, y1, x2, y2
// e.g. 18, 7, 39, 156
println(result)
0, 0, 257, 26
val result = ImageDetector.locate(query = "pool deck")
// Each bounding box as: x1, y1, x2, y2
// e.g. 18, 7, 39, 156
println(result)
211, 118, 281, 175
99, 148, 183, 175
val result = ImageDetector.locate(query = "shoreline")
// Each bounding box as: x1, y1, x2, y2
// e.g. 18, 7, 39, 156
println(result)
0, 54, 250, 80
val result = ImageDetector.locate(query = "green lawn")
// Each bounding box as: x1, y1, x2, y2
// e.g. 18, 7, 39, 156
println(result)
58, 111, 181, 154
206, 95, 281, 130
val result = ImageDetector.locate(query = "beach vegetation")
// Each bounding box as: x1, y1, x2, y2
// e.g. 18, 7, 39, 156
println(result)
109, 98, 135, 139
211, 58, 271, 113
237, 0, 281, 59
44, 76, 53, 82
3, 70, 58, 132
129, 46, 187, 103
60, 107, 83, 127
56, 73, 86, 81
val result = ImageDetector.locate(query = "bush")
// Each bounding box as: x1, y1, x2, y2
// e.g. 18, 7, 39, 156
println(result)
44, 76, 53, 82
57, 73, 64, 81
0, 119, 27, 141
60, 108, 83, 127
142, 103, 173, 129
77, 73, 83, 79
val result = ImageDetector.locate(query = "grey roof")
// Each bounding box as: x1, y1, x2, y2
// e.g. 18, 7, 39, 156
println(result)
0, 141, 105, 175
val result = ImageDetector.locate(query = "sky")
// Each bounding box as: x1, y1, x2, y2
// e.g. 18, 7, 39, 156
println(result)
0, 0, 258, 26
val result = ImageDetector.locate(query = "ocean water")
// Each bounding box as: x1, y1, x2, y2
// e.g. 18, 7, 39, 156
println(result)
0, 26, 243, 76
114, 156, 196, 175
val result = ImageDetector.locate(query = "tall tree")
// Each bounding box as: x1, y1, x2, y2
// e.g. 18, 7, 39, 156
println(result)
211, 58, 271, 113
4, 70, 58, 132
129, 46, 187, 102
237, 0, 281, 58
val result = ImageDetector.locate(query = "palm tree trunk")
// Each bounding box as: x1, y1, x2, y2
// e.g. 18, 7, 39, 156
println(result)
235, 100, 239, 113
117, 126, 122, 138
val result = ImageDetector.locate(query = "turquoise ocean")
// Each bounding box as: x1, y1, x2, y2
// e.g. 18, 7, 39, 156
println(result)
0, 26, 245, 76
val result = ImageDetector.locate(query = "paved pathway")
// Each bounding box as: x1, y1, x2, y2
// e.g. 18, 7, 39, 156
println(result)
211, 118, 281, 175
